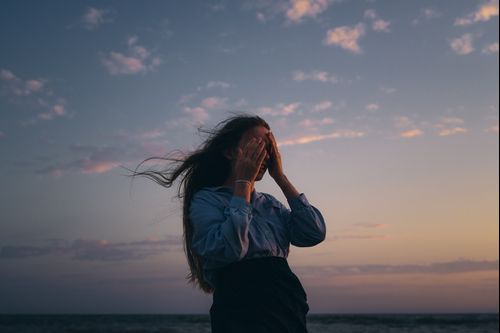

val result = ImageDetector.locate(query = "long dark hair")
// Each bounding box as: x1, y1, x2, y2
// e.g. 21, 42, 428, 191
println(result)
122, 113, 270, 294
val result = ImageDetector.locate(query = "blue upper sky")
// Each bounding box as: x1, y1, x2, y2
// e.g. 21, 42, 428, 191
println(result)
0, 0, 498, 314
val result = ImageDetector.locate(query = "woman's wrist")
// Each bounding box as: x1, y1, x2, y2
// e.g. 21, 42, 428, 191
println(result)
233, 179, 252, 203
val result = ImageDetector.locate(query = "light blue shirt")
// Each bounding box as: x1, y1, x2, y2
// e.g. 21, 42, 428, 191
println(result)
189, 185, 327, 289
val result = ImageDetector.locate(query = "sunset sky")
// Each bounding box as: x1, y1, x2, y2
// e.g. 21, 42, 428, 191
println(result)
0, 0, 498, 314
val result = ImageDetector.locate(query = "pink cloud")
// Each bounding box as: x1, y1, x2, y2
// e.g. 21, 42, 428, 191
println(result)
324, 23, 366, 54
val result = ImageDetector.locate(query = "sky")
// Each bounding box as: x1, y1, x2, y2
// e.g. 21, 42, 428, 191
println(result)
0, 0, 498, 314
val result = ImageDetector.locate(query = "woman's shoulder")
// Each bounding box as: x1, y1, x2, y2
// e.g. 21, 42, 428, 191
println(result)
191, 186, 232, 205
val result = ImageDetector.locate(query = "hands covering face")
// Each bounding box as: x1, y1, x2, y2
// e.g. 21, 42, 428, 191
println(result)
265, 131, 284, 181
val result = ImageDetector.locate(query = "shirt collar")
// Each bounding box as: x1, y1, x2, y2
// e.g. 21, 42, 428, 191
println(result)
202, 185, 262, 204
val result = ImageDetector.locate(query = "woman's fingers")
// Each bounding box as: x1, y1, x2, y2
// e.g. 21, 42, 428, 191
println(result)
242, 137, 257, 157
253, 139, 265, 159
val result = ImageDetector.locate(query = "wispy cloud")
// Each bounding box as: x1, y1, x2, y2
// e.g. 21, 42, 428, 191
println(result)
100, 36, 161, 75
37, 100, 67, 120
256, 102, 301, 116
312, 100, 333, 112
482, 42, 499, 54
294, 258, 499, 276
454, 0, 499, 26
437, 127, 468, 136
182, 106, 210, 124
435, 117, 468, 136
200, 96, 228, 109
484, 125, 499, 133
394, 116, 424, 138
365, 103, 380, 112
203, 81, 232, 90
364, 9, 391, 32
81, 7, 113, 30
33, 132, 170, 177
292, 70, 340, 84
0, 235, 182, 261
0, 69, 70, 124
400, 129, 424, 138
412, 7, 442, 25
0, 69, 46, 97
245, 0, 337, 24
278, 130, 365, 146
353, 222, 388, 229
323, 23, 366, 53
297, 117, 334, 129
450, 33, 474, 55
380, 86, 397, 95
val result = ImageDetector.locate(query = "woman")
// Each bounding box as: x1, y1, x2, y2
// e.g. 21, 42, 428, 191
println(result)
126, 114, 326, 332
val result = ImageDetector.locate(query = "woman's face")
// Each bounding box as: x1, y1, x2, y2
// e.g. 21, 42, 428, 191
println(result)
238, 126, 272, 179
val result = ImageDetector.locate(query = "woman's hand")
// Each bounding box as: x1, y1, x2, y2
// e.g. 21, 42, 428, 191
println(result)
234, 137, 267, 183
266, 132, 285, 182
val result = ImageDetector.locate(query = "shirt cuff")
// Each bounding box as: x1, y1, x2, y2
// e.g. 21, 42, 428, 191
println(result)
287, 193, 310, 211
228, 195, 252, 214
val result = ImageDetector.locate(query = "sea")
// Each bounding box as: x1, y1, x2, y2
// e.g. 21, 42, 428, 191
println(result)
0, 313, 498, 333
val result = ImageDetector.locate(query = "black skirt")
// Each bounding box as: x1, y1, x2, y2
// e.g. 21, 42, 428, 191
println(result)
209, 256, 310, 333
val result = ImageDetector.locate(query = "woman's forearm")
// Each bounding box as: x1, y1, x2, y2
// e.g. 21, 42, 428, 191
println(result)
276, 174, 300, 200
233, 181, 252, 203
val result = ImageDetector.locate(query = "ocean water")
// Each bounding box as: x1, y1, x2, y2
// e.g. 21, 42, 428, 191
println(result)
0, 313, 498, 333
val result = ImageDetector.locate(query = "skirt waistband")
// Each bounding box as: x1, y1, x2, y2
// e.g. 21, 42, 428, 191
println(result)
212, 256, 308, 308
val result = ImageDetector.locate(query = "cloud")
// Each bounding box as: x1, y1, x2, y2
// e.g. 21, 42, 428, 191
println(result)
0, 69, 46, 97
437, 127, 468, 136
364, 9, 391, 32
435, 117, 468, 136
208, 3, 225, 12
365, 103, 380, 111
394, 116, 414, 128
353, 223, 388, 229
324, 23, 366, 53
286, 0, 332, 23
0, 235, 183, 261
292, 70, 340, 83
0, 131, 5, 139
0, 69, 70, 124
293, 258, 499, 276
441, 117, 465, 125
204, 81, 231, 89
380, 86, 397, 95
363, 9, 377, 19
200, 96, 228, 109
485, 125, 499, 133
256, 102, 301, 116
400, 128, 423, 138
372, 19, 391, 32
37, 100, 67, 120
329, 234, 389, 241
82, 7, 113, 30
313, 100, 333, 112
278, 130, 365, 146
450, 33, 475, 55
33, 133, 171, 176
244, 0, 337, 24
297, 117, 334, 128
0, 69, 16, 81
412, 7, 442, 25
482, 42, 499, 54
182, 106, 209, 123
454, 0, 499, 26
393, 116, 426, 138
100, 36, 161, 75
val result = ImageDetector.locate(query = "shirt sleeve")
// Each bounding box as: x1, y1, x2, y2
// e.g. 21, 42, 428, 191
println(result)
189, 190, 253, 269
271, 193, 327, 247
